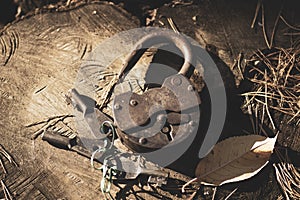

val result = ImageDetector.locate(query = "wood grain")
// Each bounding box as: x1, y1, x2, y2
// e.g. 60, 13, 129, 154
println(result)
0, 2, 139, 199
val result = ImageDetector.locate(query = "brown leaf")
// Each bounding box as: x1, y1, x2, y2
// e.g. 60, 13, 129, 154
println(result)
195, 134, 277, 186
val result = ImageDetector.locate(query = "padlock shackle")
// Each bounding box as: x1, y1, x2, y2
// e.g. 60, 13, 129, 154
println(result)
118, 31, 193, 79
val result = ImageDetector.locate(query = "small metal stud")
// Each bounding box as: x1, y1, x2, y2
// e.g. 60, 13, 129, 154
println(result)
114, 103, 121, 110
139, 137, 147, 144
130, 99, 138, 106
187, 85, 194, 91
171, 76, 182, 86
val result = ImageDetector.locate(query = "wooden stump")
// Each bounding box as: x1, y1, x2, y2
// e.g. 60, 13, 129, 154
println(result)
0, 2, 140, 199
1, 0, 299, 199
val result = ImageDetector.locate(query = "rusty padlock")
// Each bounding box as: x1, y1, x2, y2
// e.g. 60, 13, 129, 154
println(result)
112, 31, 201, 153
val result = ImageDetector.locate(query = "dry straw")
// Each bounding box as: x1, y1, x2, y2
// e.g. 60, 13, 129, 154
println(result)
242, 47, 300, 126
242, 47, 300, 199
274, 163, 300, 200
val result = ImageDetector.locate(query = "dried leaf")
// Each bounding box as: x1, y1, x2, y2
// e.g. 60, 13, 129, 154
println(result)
195, 134, 277, 186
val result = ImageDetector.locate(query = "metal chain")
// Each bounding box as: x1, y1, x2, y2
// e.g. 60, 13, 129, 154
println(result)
90, 121, 117, 199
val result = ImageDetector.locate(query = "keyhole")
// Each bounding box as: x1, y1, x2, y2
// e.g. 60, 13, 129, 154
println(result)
161, 125, 173, 141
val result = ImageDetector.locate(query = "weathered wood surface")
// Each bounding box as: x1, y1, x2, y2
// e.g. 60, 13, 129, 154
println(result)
0, 2, 196, 200
0, 2, 141, 199
1, 0, 299, 199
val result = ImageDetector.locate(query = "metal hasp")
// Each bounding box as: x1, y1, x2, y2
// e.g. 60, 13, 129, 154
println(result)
113, 31, 201, 153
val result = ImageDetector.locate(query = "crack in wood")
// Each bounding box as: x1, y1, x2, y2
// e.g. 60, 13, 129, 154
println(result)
0, 30, 19, 66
